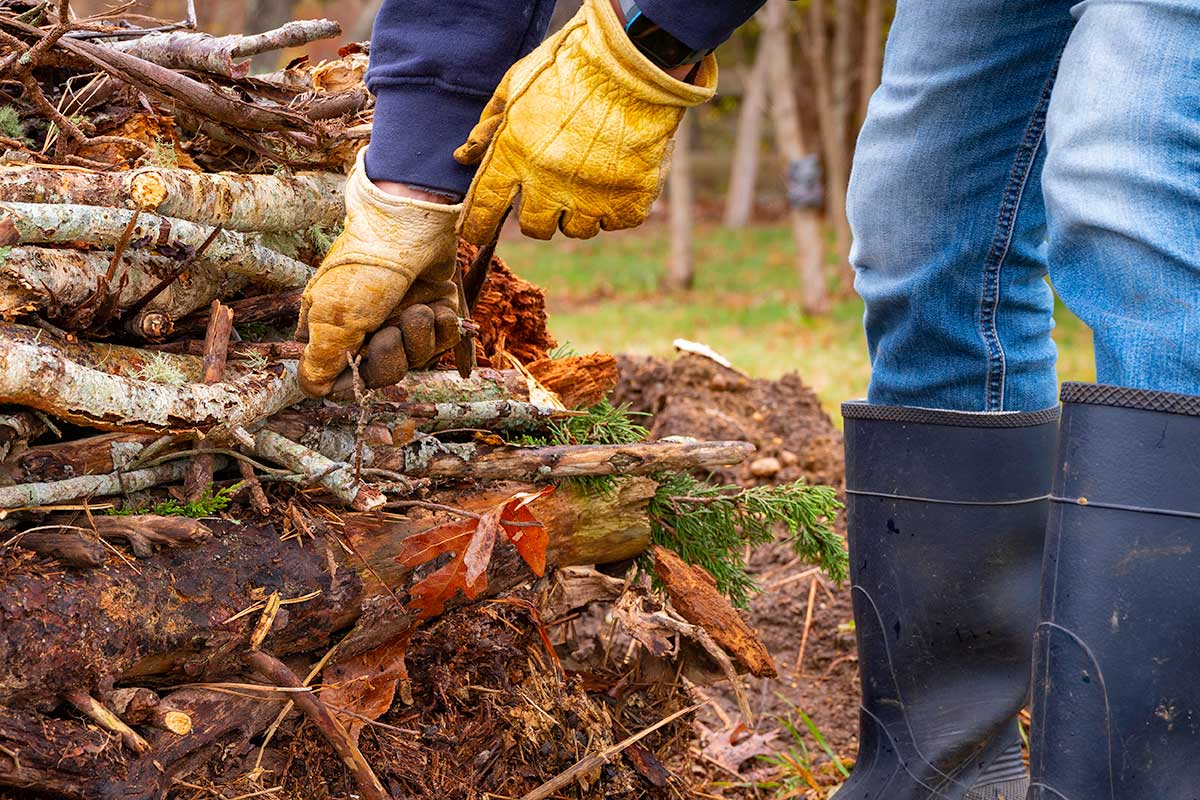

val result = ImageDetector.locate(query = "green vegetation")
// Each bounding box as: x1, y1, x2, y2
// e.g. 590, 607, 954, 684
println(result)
513, 398, 649, 495
107, 483, 240, 518
0, 105, 27, 143
755, 711, 851, 798
149, 136, 178, 168
649, 472, 845, 608
134, 352, 187, 385
502, 223, 1097, 425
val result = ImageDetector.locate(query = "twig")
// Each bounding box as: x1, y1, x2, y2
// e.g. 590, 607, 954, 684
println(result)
63, 689, 151, 754
519, 702, 705, 800
793, 575, 819, 674
245, 650, 388, 800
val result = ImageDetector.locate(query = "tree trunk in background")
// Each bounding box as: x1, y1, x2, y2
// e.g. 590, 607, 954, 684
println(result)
243, 0, 295, 71
859, 0, 884, 126
723, 42, 769, 229
764, 0, 829, 315
807, 0, 849, 258
664, 114, 695, 292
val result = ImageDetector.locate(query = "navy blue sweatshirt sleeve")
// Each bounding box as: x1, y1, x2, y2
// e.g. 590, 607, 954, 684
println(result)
638, 1, 764, 51
364, 1, 556, 196
364, 1, 763, 197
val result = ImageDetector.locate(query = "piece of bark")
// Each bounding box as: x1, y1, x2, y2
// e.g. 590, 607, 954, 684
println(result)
0, 166, 344, 232
0, 213, 16, 246
3, 202, 314, 288
0, 478, 656, 708
651, 545, 777, 678
526, 353, 619, 409
184, 301, 233, 501
13, 531, 104, 568
105, 19, 342, 78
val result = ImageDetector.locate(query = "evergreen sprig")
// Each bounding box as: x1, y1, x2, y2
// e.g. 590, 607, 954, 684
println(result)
649, 472, 845, 608
513, 399, 649, 495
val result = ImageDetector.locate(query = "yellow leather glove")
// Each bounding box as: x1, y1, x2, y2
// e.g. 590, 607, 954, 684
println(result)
296, 150, 462, 398
453, 0, 716, 245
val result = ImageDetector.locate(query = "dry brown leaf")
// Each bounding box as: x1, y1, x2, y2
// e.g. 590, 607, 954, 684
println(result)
321, 633, 411, 745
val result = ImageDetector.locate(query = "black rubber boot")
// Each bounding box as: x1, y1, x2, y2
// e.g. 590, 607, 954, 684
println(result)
1028, 383, 1200, 799
840, 402, 1059, 799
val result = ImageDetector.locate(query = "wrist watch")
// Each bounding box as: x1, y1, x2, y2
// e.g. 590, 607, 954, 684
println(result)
618, 0, 712, 70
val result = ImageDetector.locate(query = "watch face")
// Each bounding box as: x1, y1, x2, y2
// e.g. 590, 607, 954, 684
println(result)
623, 10, 706, 70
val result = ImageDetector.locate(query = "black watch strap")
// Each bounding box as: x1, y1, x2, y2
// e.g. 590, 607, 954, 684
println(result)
619, 0, 711, 71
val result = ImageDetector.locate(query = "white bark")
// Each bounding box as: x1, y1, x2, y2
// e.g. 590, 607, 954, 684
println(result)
724, 42, 769, 229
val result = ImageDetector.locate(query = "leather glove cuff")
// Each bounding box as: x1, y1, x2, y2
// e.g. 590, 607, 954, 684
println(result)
581, 0, 717, 107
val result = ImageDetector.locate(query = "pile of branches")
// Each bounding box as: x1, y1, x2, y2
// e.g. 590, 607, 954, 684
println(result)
0, 4, 844, 799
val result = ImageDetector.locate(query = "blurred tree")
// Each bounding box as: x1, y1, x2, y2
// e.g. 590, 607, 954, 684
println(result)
765, 0, 828, 314
665, 113, 695, 291
859, 0, 884, 125
723, 41, 768, 229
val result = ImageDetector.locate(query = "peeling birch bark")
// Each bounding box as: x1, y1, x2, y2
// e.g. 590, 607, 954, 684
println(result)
3, 202, 314, 288
0, 165, 344, 232
105, 20, 342, 79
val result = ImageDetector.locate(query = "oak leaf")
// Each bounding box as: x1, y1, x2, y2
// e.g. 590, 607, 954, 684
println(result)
396, 486, 554, 619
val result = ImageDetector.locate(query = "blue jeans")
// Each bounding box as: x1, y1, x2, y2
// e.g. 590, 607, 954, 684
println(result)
847, 0, 1200, 412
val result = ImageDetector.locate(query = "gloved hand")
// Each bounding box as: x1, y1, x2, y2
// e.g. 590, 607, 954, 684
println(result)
296, 150, 462, 398
453, 0, 716, 245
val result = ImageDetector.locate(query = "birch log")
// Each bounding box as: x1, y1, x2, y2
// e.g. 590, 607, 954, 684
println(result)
0, 245, 244, 324
0, 165, 344, 232
105, 19, 342, 79
0, 324, 302, 434
2, 202, 315, 288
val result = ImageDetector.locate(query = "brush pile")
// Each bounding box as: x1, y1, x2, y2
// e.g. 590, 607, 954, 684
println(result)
0, 3, 844, 799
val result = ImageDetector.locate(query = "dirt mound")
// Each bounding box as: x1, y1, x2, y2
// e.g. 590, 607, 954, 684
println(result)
613, 353, 844, 491
615, 353, 862, 781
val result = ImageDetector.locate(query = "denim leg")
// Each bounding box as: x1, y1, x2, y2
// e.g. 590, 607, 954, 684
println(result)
1042, 0, 1200, 395
848, 1, 1074, 411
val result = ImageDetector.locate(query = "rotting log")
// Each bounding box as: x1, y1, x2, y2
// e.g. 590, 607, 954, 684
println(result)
105, 19, 342, 79
2, 202, 314, 288
0, 478, 656, 709
0, 165, 344, 232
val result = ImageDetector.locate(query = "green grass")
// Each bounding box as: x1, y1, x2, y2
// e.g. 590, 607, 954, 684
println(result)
501, 223, 1095, 424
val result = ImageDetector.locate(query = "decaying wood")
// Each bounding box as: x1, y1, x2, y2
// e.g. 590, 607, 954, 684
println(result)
652, 545, 777, 678
250, 428, 384, 511
170, 289, 302, 338
0, 479, 656, 709
370, 439, 756, 481
0, 324, 302, 434
104, 687, 192, 735
3, 202, 315, 288
245, 650, 388, 800
526, 353, 619, 409
9, 531, 104, 567
106, 19, 342, 78
0, 166, 344, 232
